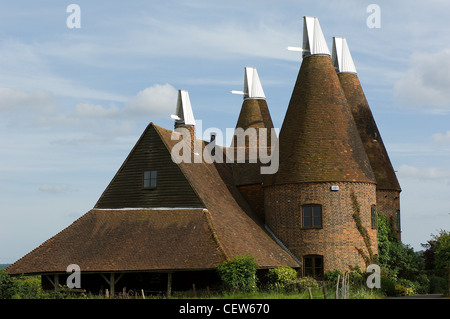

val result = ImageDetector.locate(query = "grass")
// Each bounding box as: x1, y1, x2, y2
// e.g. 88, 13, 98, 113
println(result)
170, 285, 384, 299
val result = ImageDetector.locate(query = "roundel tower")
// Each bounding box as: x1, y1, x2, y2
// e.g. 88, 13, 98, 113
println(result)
264, 17, 378, 277
332, 37, 402, 239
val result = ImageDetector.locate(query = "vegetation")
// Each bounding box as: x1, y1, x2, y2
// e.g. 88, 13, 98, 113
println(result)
350, 191, 375, 266
216, 255, 258, 292
377, 213, 449, 296
0, 270, 75, 299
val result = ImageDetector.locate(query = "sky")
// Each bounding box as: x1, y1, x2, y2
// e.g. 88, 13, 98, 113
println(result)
1, 0, 450, 264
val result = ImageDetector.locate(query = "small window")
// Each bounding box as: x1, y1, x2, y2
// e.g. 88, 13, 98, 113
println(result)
396, 210, 401, 233
144, 170, 157, 188
371, 205, 377, 229
302, 204, 322, 228
304, 255, 324, 279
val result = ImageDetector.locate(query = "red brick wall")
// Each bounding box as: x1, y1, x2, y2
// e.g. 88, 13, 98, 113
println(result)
264, 182, 377, 274
376, 190, 401, 240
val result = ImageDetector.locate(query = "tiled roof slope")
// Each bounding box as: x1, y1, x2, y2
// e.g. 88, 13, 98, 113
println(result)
338, 72, 401, 191
265, 54, 376, 186
7, 209, 224, 274
155, 124, 298, 268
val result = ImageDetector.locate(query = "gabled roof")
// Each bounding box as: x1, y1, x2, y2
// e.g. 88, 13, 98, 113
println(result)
332, 38, 401, 191
7, 123, 298, 275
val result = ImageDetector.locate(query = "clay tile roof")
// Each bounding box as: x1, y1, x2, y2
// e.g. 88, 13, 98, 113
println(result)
8, 123, 299, 275
155, 124, 298, 268
7, 209, 225, 274
338, 72, 401, 191
264, 54, 376, 186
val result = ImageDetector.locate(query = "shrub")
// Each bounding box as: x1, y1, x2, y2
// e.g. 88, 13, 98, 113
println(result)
266, 267, 297, 290
396, 279, 416, 296
380, 276, 397, 297
324, 270, 342, 283
216, 255, 258, 292
428, 275, 447, 293
296, 277, 319, 290
0, 269, 15, 299
11, 276, 43, 299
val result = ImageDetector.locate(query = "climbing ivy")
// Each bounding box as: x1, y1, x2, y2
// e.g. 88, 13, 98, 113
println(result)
350, 190, 375, 266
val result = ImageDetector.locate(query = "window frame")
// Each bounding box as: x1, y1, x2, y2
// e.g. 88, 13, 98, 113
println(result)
396, 210, 401, 233
371, 205, 377, 229
143, 170, 157, 189
301, 204, 323, 229
303, 255, 324, 279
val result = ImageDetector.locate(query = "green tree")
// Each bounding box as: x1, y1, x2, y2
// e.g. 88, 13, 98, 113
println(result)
377, 213, 424, 282
0, 269, 15, 299
432, 230, 450, 295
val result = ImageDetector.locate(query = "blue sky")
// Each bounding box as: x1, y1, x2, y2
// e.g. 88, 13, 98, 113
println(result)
1, 0, 450, 264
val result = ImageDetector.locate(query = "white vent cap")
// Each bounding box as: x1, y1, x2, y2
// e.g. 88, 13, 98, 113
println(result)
332, 37, 357, 73
244, 67, 265, 100
302, 16, 330, 58
173, 90, 195, 126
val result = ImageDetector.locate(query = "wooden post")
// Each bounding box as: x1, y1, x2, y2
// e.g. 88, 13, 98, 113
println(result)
192, 283, 197, 298
308, 287, 313, 299
167, 272, 173, 297
335, 274, 340, 299
322, 284, 327, 299
54, 274, 59, 292
110, 273, 115, 296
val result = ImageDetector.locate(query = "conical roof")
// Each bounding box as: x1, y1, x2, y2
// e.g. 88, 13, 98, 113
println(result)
265, 18, 375, 186
333, 38, 401, 191
231, 67, 275, 186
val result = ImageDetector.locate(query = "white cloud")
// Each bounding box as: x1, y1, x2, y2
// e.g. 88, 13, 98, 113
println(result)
0, 87, 55, 114
397, 164, 450, 181
432, 131, 450, 144
74, 103, 120, 119
394, 49, 450, 111
125, 83, 178, 118
39, 184, 69, 193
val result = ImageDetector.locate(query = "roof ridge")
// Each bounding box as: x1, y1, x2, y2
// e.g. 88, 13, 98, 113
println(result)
202, 209, 230, 261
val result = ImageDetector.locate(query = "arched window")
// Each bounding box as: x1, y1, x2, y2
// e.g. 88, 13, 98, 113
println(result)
302, 204, 322, 228
303, 255, 324, 279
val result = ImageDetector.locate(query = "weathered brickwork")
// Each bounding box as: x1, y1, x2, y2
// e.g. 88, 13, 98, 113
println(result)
265, 182, 377, 273
377, 189, 401, 240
